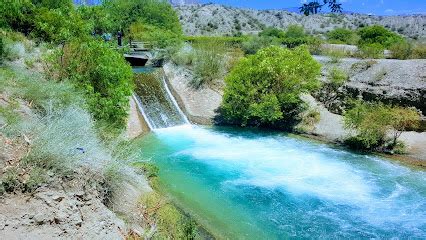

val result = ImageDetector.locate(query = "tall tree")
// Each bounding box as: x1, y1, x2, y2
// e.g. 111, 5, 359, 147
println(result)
300, 0, 342, 16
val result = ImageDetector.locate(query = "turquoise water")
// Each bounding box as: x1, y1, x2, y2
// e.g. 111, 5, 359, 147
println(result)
139, 125, 426, 239
133, 66, 157, 74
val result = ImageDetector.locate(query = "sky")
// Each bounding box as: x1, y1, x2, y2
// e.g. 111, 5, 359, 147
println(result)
199, 0, 426, 16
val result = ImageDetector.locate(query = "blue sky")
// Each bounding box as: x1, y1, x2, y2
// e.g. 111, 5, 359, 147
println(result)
200, 0, 426, 15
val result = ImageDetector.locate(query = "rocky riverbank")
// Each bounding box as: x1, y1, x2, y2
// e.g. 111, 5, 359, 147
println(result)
164, 58, 426, 165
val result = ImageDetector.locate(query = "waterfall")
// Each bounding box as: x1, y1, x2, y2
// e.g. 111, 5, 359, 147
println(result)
133, 69, 189, 130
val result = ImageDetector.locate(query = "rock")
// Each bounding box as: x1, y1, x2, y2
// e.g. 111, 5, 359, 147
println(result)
34, 213, 46, 225
52, 195, 65, 202
175, 4, 426, 38
314, 57, 426, 115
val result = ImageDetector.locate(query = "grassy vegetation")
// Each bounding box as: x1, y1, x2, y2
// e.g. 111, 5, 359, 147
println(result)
0, 65, 133, 197
172, 39, 232, 89
139, 192, 198, 239
344, 101, 420, 152
327, 28, 360, 45
46, 39, 133, 128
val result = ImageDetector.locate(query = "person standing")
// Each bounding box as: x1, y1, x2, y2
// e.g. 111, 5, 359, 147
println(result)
117, 30, 123, 47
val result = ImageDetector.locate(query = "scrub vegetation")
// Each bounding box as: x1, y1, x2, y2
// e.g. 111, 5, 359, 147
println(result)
217, 46, 321, 129
344, 101, 420, 152
0, 0, 200, 238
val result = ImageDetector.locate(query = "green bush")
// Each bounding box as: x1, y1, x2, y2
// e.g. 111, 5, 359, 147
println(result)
77, 5, 114, 35
171, 47, 195, 66
104, 0, 182, 35
344, 101, 420, 151
259, 27, 285, 38
140, 192, 198, 239
328, 67, 348, 88
32, 7, 91, 43
324, 48, 347, 63
217, 46, 321, 129
190, 40, 226, 89
0, 0, 36, 35
284, 25, 306, 39
129, 21, 182, 49
358, 43, 385, 59
184, 36, 248, 46
358, 25, 404, 49
411, 43, 426, 59
327, 28, 359, 45
390, 41, 412, 60
241, 35, 279, 55
50, 39, 133, 128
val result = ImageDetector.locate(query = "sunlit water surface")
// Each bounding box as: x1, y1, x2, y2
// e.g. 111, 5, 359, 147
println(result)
139, 125, 426, 239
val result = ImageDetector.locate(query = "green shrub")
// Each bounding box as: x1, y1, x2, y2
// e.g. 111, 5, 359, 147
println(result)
344, 101, 420, 151
358, 25, 404, 48
411, 43, 426, 59
217, 46, 321, 129
0, 0, 36, 35
358, 43, 385, 59
140, 192, 198, 239
129, 21, 182, 49
259, 27, 285, 38
327, 28, 359, 45
328, 67, 348, 88
184, 36, 248, 47
32, 7, 91, 43
171, 47, 195, 66
50, 39, 133, 128
0, 67, 84, 112
1, 168, 21, 193
191, 40, 226, 89
104, 0, 182, 35
241, 35, 279, 55
325, 49, 347, 63
307, 37, 324, 55
390, 41, 412, 60
133, 162, 159, 178
77, 5, 114, 34
24, 167, 47, 193
284, 25, 306, 39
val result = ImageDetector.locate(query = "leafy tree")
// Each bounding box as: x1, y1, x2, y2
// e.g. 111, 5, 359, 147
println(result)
31, 0, 73, 9
128, 21, 182, 49
103, 0, 182, 35
0, 0, 36, 35
300, 0, 342, 16
344, 101, 420, 151
49, 39, 133, 128
32, 7, 91, 43
217, 46, 321, 129
77, 5, 114, 34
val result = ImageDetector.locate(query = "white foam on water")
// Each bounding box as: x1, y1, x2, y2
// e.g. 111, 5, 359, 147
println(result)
155, 126, 373, 202
153, 125, 426, 231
